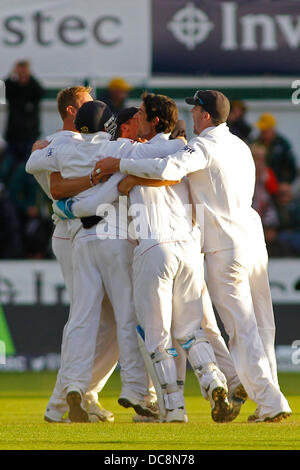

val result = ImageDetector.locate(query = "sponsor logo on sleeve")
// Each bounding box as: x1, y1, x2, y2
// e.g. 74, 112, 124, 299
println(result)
183, 145, 195, 154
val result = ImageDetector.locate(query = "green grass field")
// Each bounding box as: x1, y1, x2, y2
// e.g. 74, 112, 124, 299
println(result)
0, 371, 299, 450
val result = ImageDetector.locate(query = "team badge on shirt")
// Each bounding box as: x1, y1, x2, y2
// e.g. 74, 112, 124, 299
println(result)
183, 145, 195, 154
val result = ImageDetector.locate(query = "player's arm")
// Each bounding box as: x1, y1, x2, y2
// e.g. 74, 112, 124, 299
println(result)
120, 140, 209, 180
117, 175, 181, 196
63, 172, 125, 218
120, 137, 185, 161
91, 138, 186, 183
32, 140, 51, 152
50, 172, 94, 200
92, 141, 209, 181
25, 146, 58, 175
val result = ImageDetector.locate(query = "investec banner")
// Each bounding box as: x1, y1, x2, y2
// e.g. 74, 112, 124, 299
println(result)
0, 259, 300, 305
0, 260, 299, 367
152, 0, 300, 75
0, 0, 151, 80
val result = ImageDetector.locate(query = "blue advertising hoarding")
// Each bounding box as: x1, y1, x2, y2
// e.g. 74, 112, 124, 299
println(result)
152, 0, 300, 75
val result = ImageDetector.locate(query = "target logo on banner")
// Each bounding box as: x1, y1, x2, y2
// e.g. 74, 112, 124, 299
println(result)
167, 2, 214, 50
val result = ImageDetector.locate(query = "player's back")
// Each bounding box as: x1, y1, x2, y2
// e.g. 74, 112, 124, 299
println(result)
46, 130, 83, 146
54, 131, 125, 180
189, 128, 255, 215
188, 124, 256, 252
129, 178, 194, 242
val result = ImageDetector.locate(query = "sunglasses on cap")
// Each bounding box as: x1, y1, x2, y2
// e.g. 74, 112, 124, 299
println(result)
193, 90, 205, 106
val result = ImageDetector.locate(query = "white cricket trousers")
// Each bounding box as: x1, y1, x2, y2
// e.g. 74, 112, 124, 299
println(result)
133, 238, 239, 394
201, 282, 240, 395
59, 235, 149, 400
48, 230, 118, 414
133, 239, 205, 353
205, 247, 291, 418
52, 227, 74, 299
173, 282, 241, 396
247, 223, 279, 389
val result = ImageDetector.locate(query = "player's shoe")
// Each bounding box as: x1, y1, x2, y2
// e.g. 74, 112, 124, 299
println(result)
207, 380, 233, 423
53, 198, 75, 220
44, 408, 71, 424
224, 383, 248, 422
164, 408, 186, 423
248, 411, 291, 423
66, 387, 89, 423
118, 395, 159, 418
86, 401, 114, 423
247, 408, 259, 422
132, 409, 188, 423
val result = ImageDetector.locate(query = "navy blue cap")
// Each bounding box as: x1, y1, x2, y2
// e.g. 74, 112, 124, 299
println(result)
116, 107, 139, 127
75, 100, 117, 136
114, 106, 139, 138
185, 90, 230, 122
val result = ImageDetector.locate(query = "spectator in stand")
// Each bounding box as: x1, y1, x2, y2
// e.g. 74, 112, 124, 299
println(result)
4, 60, 44, 173
98, 77, 132, 114
254, 113, 298, 184
8, 164, 52, 259
0, 183, 22, 258
274, 183, 300, 256
227, 100, 252, 142
0, 139, 10, 185
251, 143, 279, 245
251, 143, 279, 195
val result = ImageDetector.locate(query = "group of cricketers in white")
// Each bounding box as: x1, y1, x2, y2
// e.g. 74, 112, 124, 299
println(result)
26, 86, 292, 424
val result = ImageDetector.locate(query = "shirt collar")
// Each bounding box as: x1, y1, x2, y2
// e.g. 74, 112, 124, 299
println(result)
148, 132, 171, 143
82, 131, 112, 143
199, 122, 228, 138
48, 130, 82, 140
60, 130, 79, 136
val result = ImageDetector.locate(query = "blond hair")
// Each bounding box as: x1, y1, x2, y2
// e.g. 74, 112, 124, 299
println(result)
57, 86, 92, 119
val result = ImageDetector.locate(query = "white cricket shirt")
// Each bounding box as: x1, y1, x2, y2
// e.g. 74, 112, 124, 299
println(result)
119, 123, 256, 252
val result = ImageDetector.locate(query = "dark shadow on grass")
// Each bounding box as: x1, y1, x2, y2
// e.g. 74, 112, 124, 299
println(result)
0, 395, 51, 399
0, 439, 181, 446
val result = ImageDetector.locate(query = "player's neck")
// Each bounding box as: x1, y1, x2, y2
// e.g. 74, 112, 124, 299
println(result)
196, 121, 216, 136
63, 118, 79, 133
139, 129, 157, 141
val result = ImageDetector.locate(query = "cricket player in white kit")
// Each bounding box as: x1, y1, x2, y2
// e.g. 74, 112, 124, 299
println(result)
26, 87, 119, 423
95, 90, 291, 423
27, 130, 119, 423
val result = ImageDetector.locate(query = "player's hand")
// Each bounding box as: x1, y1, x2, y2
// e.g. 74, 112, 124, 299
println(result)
91, 163, 113, 184
94, 157, 120, 177
118, 175, 136, 196
100, 174, 111, 183
92, 172, 112, 184
170, 120, 187, 143
32, 140, 50, 152
175, 135, 187, 144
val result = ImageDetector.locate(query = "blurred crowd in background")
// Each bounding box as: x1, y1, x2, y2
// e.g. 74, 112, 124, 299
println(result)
0, 61, 300, 259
